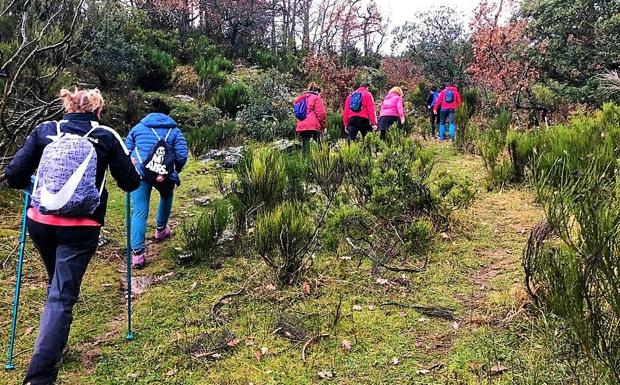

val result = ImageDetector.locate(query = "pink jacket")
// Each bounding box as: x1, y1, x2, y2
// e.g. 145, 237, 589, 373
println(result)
433, 86, 462, 112
379, 92, 405, 124
294, 92, 326, 133
343, 87, 378, 126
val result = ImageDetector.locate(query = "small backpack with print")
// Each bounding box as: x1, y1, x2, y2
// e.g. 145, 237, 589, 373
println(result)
32, 121, 103, 215
136, 128, 175, 185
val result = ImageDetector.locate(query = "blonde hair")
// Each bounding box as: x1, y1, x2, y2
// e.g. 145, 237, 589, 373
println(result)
59, 88, 105, 114
389, 87, 404, 96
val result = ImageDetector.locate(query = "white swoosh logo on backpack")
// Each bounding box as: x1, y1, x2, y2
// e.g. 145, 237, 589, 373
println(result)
40, 147, 95, 211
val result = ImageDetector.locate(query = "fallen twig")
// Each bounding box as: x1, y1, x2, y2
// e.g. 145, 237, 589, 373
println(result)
211, 287, 246, 327
301, 333, 330, 363
379, 302, 455, 321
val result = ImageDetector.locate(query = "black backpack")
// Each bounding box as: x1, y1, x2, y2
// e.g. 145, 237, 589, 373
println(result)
139, 128, 175, 185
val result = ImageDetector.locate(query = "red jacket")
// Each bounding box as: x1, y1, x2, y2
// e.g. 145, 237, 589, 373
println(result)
294, 92, 327, 133
433, 86, 462, 112
343, 87, 378, 126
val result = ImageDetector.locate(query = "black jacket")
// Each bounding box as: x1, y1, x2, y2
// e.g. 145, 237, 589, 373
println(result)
5, 113, 141, 224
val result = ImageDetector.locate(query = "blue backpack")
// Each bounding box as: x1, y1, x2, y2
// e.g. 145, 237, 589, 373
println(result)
294, 95, 310, 121
349, 92, 364, 112
444, 89, 455, 103
431, 91, 440, 107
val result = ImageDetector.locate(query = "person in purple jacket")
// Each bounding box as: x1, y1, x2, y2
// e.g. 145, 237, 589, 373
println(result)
125, 98, 188, 268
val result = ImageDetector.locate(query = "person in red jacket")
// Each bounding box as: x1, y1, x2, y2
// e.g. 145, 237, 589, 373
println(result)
343, 82, 377, 141
294, 82, 327, 152
433, 83, 463, 141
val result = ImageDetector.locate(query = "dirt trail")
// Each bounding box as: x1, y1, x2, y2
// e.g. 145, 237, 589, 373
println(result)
441, 149, 543, 325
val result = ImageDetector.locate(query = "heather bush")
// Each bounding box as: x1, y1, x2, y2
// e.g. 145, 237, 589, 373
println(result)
179, 199, 231, 267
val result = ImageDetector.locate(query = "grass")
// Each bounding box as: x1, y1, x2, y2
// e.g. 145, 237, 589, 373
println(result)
0, 141, 579, 385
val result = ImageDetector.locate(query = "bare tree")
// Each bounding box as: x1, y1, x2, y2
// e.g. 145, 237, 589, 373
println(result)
0, 0, 85, 160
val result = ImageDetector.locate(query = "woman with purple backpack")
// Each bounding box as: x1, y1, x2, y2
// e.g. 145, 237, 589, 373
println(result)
293, 82, 327, 152
5, 87, 140, 385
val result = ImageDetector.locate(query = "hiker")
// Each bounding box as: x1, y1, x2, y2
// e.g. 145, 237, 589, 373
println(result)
378, 86, 406, 140
343, 82, 378, 141
433, 83, 462, 141
293, 82, 327, 152
125, 98, 188, 268
4, 87, 140, 385
426, 85, 440, 138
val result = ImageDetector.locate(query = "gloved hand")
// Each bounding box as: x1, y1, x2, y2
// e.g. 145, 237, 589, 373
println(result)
20, 175, 35, 196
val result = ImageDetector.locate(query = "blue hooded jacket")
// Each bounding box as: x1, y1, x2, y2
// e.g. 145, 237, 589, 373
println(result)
125, 113, 188, 185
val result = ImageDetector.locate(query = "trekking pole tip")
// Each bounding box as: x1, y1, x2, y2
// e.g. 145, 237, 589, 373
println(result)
126, 333, 134, 341
5, 363, 15, 371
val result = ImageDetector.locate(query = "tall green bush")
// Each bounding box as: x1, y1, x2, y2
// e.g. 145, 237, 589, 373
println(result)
137, 48, 175, 91
215, 82, 250, 117
254, 202, 314, 287
179, 199, 231, 266
525, 154, 620, 382
229, 148, 287, 230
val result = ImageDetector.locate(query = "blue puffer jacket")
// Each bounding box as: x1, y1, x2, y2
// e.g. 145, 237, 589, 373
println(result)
125, 113, 189, 185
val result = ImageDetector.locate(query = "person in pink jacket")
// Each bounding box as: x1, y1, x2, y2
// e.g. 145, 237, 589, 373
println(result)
294, 82, 327, 151
378, 86, 406, 140
433, 83, 463, 141
343, 82, 378, 141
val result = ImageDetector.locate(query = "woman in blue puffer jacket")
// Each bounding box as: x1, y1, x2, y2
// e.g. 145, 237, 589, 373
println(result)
125, 98, 188, 268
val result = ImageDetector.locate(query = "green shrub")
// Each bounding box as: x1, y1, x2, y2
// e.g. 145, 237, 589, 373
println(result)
324, 130, 472, 275
179, 199, 231, 266
506, 130, 538, 182
186, 118, 239, 157
454, 89, 477, 152
525, 153, 620, 381
229, 148, 287, 230
171, 102, 221, 134
137, 48, 174, 91
282, 152, 311, 202
215, 82, 250, 117
404, 219, 433, 256
326, 112, 345, 141
236, 69, 296, 141
195, 56, 234, 95
309, 143, 344, 200
171, 65, 200, 94
254, 202, 314, 286
478, 109, 513, 188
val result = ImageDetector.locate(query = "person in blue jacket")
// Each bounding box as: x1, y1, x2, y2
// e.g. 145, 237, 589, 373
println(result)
125, 98, 188, 268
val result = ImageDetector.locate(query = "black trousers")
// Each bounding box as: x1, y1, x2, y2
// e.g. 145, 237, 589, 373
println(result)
24, 220, 100, 385
377, 116, 403, 140
347, 116, 373, 141
429, 108, 440, 137
299, 130, 321, 152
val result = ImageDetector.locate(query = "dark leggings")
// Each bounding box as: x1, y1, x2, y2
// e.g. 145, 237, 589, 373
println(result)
24, 220, 100, 385
347, 117, 373, 141
299, 130, 321, 152
377, 116, 402, 140
429, 109, 440, 137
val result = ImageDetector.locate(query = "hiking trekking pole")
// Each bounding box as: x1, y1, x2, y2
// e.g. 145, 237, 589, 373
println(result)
125, 192, 134, 341
5, 192, 31, 370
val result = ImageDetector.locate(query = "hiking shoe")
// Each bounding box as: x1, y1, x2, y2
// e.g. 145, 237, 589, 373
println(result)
132, 250, 146, 269
154, 226, 171, 241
